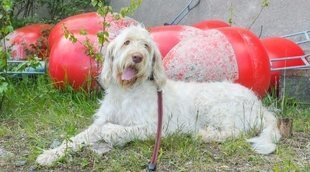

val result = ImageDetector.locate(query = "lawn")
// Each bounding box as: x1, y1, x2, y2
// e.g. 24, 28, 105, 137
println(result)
0, 76, 309, 171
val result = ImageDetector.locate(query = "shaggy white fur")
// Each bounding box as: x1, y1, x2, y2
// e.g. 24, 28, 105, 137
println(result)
36, 25, 281, 166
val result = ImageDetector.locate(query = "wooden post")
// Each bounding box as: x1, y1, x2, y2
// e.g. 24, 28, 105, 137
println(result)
277, 118, 293, 137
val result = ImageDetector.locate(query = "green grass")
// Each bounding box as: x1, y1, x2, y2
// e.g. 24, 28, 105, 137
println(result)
0, 76, 309, 171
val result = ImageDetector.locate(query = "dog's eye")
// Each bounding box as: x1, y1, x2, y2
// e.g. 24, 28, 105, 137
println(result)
144, 43, 150, 49
124, 40, 130, 45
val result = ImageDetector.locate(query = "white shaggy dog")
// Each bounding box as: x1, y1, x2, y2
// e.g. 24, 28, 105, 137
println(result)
36, 25, 281, 166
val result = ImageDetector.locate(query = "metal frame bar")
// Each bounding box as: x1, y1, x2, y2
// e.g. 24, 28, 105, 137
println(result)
283, 30, 310, 44
270, 54, 310, 71
0, 60, 46, 75
165, 0, 201, 25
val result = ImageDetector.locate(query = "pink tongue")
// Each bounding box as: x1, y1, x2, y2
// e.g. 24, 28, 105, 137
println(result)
121, 67, 137, 80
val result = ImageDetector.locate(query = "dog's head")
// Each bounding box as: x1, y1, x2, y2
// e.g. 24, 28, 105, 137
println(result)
101, 25, 166, 89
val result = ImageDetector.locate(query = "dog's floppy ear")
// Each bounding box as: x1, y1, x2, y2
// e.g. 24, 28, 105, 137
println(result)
100, 40, 115, 88
152, 44, 167, 90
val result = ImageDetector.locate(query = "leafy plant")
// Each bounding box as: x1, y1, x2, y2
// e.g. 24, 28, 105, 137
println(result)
227, 0, 270, 34
247, 0, 270, 30
227, 2, 234, 25
11, 0, 95, 27
41, 0, 94, 22
0, 0, 14, 110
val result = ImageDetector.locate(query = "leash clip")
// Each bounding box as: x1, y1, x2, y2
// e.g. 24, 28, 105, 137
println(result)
147, 163, 157, 171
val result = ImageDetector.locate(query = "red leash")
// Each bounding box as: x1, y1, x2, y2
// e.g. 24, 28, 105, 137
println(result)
147, 90, 163, 171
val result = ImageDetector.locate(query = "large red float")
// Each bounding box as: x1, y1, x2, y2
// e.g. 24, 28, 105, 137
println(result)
48, 12, 138, 48
149, 25, 205, 57
149, 21, 230, 58
261, 37, 305, 89
164, 27, 270, 97
49, 34, 100, 90
2, 23, 52, 60
192, 19, 230, 30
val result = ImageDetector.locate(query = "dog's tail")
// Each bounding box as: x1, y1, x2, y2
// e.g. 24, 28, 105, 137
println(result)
247, 110, 281, 154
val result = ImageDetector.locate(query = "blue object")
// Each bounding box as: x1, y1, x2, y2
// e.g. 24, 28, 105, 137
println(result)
1, 60, 46, 77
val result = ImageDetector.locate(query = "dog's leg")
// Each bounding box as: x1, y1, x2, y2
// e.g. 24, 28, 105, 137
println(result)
36, 123, 105, 166
36, 123, 151, 166
198, 126, 240, 142
97, 123, 152, 146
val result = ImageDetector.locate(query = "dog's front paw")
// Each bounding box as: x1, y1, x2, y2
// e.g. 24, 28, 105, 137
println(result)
89, 142, 112, 155
36, 148, 64, 166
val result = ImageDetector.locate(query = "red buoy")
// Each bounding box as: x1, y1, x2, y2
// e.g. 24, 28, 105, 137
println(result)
192, 19, 230, 30
261, 37, 305, 89
2, 23, 52, 60
149, 25, 205, 57
48, 34, 100, 90
48, 12, 138, 48
164, 27, 270, 97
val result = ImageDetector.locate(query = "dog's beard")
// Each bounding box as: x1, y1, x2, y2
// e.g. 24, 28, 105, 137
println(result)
115, 52, 150, 88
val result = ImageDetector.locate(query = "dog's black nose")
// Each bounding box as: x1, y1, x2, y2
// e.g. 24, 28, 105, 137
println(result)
132, 53, 143, 63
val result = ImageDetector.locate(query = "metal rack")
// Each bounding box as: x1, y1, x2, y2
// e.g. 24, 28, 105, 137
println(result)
164, 0, 201, 25
283, 30, 310, 45
270, 54, 310, 71
270, 30, 310, 71
1, 60, 46, 76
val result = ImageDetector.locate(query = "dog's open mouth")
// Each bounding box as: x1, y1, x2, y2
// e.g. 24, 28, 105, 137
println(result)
121, 66, 137, 81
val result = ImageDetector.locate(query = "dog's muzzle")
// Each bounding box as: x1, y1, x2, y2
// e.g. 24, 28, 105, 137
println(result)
121, 52, 145, 81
